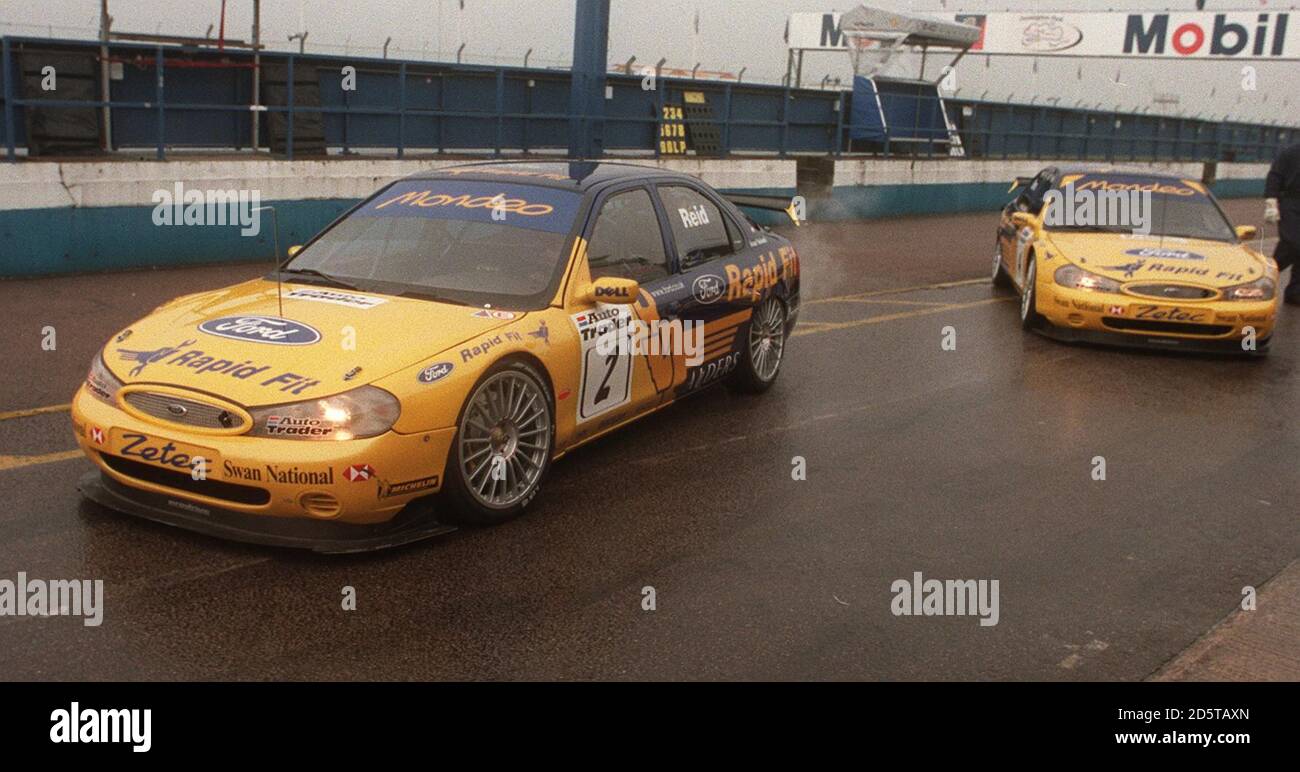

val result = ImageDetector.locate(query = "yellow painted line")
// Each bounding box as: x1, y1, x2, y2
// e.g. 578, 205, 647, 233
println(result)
0, 449, 84, 472
0, 403, 71, 421
807, 277, 988, 306
793, 297, 1013, 338
831, 298, 950, 307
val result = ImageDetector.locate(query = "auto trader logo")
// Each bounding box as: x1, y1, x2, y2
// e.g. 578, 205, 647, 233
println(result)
198, 316, 322, 346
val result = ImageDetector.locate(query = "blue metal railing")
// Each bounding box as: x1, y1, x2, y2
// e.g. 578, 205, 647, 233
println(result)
1, 35, 1294, 164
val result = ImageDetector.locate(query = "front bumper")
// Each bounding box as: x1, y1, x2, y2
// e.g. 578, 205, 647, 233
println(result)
71, 384, 458, 532
79, 471, 456, 553
1037, 283, 1277, 355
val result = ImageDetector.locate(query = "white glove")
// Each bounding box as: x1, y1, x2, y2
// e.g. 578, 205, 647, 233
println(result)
1264, 197, 1280, 224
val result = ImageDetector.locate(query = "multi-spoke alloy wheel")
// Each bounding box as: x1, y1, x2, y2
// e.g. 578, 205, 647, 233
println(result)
992, 244, 1011, 288
749, 297, 786, 381
446, 362, 553, 524
1020, 257, 1042, 330
730, 296, 787, 393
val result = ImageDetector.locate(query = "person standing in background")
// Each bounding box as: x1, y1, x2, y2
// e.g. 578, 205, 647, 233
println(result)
1264, 141, 1300, 305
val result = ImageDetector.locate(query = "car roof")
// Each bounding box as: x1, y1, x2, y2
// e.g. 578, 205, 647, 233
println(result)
400, 160, 698, 193
1052, 165, 1201, 184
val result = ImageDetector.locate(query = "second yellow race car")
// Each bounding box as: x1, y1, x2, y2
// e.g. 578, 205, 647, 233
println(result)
993, 167, 1279, 355
72, 161, 801, 552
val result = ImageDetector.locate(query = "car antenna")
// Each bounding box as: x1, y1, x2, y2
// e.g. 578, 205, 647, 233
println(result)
254, 205, 283, 317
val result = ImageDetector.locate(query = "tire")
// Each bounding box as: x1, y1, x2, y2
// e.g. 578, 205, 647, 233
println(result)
1019, 256, 1044, 330
992, 242, 1012, 289
729, 295, 788, 394
442, 359, 554, 526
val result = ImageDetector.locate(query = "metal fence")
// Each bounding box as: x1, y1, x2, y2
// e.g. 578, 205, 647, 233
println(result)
2, 36, 1295, 164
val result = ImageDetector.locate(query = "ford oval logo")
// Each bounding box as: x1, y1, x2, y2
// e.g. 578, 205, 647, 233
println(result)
418, 362, 454, 384
692, 274, 725, 305
198, 316, 321, 345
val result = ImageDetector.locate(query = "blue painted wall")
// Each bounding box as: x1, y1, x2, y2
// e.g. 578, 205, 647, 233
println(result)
0, 177, 1266, 278
816, 177, 1265, 222
0, 198, 355, 277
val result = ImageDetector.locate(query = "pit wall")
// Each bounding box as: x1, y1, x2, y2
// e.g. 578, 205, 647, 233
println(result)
0, 157, 1267, 277
820, 159, 1270, 221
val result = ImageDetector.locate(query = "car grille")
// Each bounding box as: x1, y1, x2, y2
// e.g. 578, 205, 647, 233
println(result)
99, 453, 270, 505
1126, 284, 1217, 300
122, 391, 246, 430
1103, 318, 1233, 337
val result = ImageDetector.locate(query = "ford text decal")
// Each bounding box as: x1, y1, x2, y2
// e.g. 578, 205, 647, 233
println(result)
198, 316, 322, 346
1124, 248, 1206, 261
361, 180, 580, 234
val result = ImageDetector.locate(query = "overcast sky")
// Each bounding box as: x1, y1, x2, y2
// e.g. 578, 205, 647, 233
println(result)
2, 0, 1297, 124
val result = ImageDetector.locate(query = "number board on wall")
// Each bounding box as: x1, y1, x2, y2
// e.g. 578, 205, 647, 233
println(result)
659, 104, 687, 155
681, 91, 721, 157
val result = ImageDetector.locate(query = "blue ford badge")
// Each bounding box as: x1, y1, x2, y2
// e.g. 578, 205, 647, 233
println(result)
198, 316, 321, 345
692, 275, 725, 305
418, 362, 454, 384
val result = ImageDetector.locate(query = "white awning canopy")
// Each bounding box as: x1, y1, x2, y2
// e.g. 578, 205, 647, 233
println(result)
838, 6, 982, 49
839, 5, 982, 80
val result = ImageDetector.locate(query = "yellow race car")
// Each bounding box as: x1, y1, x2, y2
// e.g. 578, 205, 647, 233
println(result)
73, 162, 801, 552
994, 167, 1279, 355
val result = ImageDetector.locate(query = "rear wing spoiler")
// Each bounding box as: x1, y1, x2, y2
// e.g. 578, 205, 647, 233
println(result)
723, 193, 802, 227
1007, 176, 1035, 194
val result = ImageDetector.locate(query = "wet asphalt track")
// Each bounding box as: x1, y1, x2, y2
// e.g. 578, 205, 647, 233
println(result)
1, 200, 1297, 680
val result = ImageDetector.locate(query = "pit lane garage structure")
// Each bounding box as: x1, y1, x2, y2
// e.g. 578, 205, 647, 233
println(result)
838, 5, 981, 156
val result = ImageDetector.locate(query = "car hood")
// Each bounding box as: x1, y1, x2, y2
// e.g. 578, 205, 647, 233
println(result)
1046, 232, 1270, 288
104, 279, 520, 406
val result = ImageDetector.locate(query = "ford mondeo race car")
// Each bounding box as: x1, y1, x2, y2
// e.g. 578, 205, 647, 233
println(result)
72, 162, 801, 552
993, 167, 1279, 354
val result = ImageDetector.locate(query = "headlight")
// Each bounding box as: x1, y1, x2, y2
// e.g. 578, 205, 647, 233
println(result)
85, 353, 123, 406
246, 385, 401, 441
1222, 276, 1275, 302
1054, 265, 1122, 294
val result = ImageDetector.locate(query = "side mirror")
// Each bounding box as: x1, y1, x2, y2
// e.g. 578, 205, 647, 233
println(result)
286, 244, 304, 258
584, 277, 639, 305
1235, 225, 1257, 241
1010, 212, 1038, 230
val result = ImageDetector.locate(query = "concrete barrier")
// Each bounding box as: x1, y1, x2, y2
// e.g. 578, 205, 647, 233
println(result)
0, 156, 1267, 277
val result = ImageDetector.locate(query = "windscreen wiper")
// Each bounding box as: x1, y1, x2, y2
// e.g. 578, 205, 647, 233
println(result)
1052, 224, 1131, 233
279, 268, 361, 290
395, 289, 474, 306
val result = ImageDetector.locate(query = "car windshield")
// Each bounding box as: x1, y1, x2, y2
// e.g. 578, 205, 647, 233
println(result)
282, 179, 581, 309
1043, 175, 1236, 242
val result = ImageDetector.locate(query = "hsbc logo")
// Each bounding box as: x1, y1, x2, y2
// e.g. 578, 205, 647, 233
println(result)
1124, 13, 1290, 57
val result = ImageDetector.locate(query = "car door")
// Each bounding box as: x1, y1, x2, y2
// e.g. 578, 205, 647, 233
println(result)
651, 183, 769, 396
568, 185, 675, 436
998, 168, 1056, 285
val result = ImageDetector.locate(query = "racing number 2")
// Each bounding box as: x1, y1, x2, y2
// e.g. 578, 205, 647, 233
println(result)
575, 306, 633, 423
594, 353, 618, 405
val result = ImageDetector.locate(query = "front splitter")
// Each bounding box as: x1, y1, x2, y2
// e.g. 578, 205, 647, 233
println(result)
1036, 322, 1272, 356
78, 471, 457, 554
